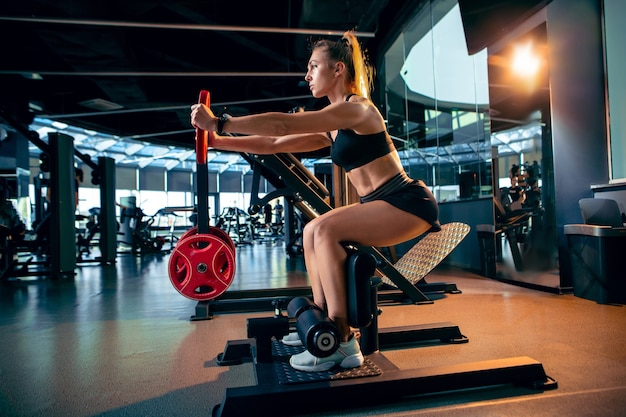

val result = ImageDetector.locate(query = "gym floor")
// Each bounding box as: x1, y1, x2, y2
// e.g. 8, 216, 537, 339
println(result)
1, 242, 625, 417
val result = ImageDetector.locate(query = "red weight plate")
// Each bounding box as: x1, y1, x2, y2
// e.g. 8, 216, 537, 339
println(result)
177, 226, 236, 253
177, 227, 196, 243
168, 233, 236, 301
208, 226, 236, 253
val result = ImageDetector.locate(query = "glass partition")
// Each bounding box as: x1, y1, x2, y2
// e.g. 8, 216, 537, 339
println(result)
382, 0, 491, 203
382, 0, 560, 290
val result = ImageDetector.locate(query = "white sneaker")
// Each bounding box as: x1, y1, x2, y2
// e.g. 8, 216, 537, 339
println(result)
289, 334, 364, 372
281, 332, 303, 346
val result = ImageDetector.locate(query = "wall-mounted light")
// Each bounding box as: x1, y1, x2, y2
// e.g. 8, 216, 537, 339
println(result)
511, 41, 541, 78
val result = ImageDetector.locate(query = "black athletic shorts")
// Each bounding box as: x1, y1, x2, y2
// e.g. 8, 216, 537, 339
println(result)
360, 173, 441, 232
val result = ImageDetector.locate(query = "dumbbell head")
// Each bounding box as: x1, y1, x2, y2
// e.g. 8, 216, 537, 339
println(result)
296, 308, 340, 358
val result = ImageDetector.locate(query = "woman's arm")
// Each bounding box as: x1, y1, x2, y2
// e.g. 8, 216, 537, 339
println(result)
211, 132, 330, 154
191, 99, 377, 137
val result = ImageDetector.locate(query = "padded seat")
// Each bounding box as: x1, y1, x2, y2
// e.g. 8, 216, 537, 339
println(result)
382, 222, 470, 287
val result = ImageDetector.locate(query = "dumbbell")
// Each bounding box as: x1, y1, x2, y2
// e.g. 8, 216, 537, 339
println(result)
287, 297, 340, 358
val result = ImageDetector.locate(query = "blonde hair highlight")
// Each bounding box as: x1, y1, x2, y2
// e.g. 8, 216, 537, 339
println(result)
342, 31, 374, 99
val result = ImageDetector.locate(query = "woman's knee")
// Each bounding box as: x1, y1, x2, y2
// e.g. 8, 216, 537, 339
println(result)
303, 216, 339, 245
302, 219, 318, 251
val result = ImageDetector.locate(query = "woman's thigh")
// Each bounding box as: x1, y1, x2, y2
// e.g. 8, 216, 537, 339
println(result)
312, 201, 431, 248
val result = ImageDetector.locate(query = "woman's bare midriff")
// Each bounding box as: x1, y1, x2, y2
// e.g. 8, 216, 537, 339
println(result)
346, 151, 408, 197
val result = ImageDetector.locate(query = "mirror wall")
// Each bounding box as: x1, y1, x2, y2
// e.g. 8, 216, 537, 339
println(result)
381, 0, 491, 204
380, 0, 560, 291
487, 21, 560, 291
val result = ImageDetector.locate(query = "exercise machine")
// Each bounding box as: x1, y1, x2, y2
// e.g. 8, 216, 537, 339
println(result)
212, 247, 557, 416
183, 151, 462, 320
1, 111, 117, 278
165, 91, 556, 415
118, 205, 169, 254
167, 95, 461, 318
217, 206, 254, 246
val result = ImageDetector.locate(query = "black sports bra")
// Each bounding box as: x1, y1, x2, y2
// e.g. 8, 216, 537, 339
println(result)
328, 95, 392, 171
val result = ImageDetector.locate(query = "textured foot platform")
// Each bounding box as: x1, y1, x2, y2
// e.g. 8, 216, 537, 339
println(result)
272, 339, 381, 384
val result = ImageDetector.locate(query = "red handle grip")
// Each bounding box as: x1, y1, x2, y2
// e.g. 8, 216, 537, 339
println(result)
195, 90, 213, 165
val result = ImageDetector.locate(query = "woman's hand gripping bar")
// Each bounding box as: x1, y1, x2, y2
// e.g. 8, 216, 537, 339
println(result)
195, 90, 214, 165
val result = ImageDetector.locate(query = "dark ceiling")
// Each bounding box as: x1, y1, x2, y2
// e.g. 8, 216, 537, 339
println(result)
0, 0, 548, 160
0, 0, 404, 150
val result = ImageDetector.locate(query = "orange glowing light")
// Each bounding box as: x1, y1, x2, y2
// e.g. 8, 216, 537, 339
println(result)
511, 42, 541, 78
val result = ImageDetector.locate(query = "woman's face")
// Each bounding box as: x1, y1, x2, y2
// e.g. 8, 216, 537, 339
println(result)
305, 47, 337, 99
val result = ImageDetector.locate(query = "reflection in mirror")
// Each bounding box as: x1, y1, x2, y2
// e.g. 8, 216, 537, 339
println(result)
488, 22, 560, 291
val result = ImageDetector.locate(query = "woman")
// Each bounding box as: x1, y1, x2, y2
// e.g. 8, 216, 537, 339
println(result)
190, 31, 440, 372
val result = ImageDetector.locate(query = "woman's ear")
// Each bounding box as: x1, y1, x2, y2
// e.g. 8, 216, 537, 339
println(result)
334, 61, 346, 76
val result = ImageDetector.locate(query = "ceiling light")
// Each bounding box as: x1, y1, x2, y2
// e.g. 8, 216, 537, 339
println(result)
79, 98, 124, 111
29, 102, 44, 111
22, 73, 43, 80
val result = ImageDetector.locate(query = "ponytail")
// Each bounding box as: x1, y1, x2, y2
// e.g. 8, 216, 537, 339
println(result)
342, 31, 374, 99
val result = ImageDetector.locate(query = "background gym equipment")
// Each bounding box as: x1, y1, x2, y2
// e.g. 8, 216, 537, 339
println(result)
0, 111, 117, 281
118, 205, 168, 254
76, 207, 103, 261
216, 207, 254, 246
168, 91, 237, 301
213, 248, 557, 417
